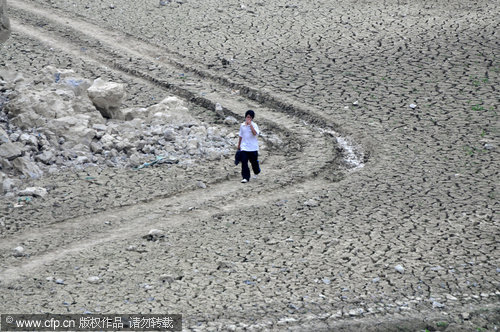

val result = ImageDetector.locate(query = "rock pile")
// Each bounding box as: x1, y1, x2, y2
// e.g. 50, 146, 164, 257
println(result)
0, 66, 236, 195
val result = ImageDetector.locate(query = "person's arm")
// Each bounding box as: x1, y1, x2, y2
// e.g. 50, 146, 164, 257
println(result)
249, 123, 257, 135
237, 136, 242, 150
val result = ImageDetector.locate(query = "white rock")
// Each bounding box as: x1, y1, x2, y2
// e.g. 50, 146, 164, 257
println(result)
19, 133, 38, 146
87, 78, 126, 118
92, 123, 107, 132
304, 199, 319, 207
394, 265, 405, 273
348, 308, 364, 316
87, 276, 101, 284
409, 103, 417, 109
144, 229, 165, 241
352, 100, 359, 106
224, 116, 238, 125
13, 246, 25, 257
126, 245, 137, 252
18, 187, 48, 197
432, 301, 445, 308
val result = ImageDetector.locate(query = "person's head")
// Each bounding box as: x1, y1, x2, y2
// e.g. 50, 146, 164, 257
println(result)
245, 110, 255, 120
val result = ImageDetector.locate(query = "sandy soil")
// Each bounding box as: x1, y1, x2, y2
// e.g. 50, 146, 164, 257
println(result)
0, 0, 498, 330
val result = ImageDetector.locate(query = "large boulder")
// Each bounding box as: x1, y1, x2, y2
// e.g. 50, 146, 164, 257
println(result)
0, 0, 10, 44
87, 78, 126, 119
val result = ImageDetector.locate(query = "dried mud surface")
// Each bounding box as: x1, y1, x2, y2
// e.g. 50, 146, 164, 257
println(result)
0, 0, 499, 331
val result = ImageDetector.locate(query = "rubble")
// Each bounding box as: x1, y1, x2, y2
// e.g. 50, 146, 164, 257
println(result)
0, 66, 235, 196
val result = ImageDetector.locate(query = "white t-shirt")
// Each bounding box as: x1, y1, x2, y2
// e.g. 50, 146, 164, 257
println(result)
239, 121, 260, 151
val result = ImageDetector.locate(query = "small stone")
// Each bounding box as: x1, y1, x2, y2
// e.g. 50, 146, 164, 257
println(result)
348, 308, 364, 316
196, 181, 206, 189
87, 276, 100, 284
13, 246, 25, 257
409, 103, 417, 109
352, 100, 358, 106
224, 116, 238, 125
304, 199, 319, 207
372, 277, 380, 283
163, 129, 175, 141
92, 124, 107, 132
217, 262, 232, 270
126, 245, 137, 251
446, 294, 458, 301
394, 265, 405, 273
432, 301, 445, 308
19, 133, 38, 146
461, 312, 470, 320
143, 229, 165, 241
484, 143, 494, 150
322, 278, 331, 285
18, 187, 48, 198
159, 274, 174, 283
55, 279, 65, 285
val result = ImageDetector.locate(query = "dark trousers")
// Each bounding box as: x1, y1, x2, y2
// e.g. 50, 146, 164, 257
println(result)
241, 151, 260, 180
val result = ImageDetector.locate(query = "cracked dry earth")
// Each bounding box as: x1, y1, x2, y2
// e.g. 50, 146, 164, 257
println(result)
0, 0, 499, 331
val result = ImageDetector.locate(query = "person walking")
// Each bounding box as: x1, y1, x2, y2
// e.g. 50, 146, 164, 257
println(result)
237, 110, 260, 183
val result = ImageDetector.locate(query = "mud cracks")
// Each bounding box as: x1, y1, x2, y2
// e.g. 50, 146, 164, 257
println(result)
0, 0, 498, 331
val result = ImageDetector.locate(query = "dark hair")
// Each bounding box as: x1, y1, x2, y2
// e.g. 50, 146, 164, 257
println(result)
245, 110, 255, 119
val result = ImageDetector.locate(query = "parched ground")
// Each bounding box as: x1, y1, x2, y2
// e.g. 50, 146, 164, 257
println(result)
0, 0, 498, 331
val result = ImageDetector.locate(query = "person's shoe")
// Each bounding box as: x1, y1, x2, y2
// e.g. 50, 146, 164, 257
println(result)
241, 179, 248, 183
251, 175, 258, 180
